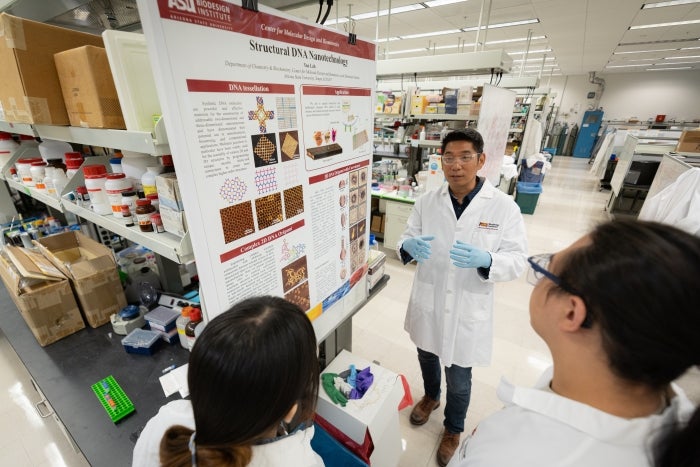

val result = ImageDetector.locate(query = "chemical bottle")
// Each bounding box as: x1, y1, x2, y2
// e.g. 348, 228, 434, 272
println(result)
419, 126, 426, 140
52, 169, 69, 199
141, 166, 163, 197
176, 306, 192, 349
185, 307, 203, 350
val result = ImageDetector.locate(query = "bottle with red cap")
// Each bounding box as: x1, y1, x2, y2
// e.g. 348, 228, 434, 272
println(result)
161, 155, 175, 173
0, 132, 18, 168
105, 173, 133, 217
64, 152, 83, 178
83, 164, 111, 215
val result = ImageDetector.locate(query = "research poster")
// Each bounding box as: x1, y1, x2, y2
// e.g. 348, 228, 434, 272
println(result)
138, 0, 376, 322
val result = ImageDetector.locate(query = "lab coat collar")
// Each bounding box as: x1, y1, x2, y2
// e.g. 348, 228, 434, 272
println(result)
497, 367, 696, 446
439, 178, 496, 199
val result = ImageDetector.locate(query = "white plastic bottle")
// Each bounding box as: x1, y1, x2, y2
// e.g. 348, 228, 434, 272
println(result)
83, 164, 111, 214
44, 167, 57, 196
52, 169, 69, 199
141, 166, 163, 197
105, 173, 133, 217
0, 132, 18, 168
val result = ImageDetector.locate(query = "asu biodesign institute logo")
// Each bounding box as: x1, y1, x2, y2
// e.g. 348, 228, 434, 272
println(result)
168, 0, 196, 12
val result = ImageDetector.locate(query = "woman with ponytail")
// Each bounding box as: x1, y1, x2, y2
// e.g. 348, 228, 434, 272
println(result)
132, 296, 323, 467
448, 219, 700, 467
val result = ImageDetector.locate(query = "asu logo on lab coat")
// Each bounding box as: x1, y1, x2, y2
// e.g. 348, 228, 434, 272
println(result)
478, 222, 500, 231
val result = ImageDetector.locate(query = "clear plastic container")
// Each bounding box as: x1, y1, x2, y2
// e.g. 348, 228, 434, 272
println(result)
105, 173, 133, 217
38, 139, 72, 162
44, 167, 57, 196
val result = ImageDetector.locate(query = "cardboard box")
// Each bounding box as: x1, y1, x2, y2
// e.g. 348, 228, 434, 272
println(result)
0, 246, 84, 346
54, 46, 125, 129
0, 13, 103, 125
35, 231, 126, 328
317, 350, 404, 467
676, 129, 700, 153
370, 212, 385, 233
160, 205, 188, 237
156, 173, 184, 211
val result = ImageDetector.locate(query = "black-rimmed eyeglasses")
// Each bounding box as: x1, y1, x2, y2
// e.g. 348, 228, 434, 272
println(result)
527, 254, 593, 328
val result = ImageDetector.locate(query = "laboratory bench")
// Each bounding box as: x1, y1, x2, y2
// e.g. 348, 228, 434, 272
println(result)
0, 271, 390, 466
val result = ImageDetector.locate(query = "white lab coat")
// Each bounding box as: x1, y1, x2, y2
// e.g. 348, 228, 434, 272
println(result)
398, 180, 527, 367
132, 400, 324, 467
448, 368, 696, 467
639, 167, 700, 236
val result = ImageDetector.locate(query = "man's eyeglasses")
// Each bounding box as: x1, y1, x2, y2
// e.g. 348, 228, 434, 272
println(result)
442, 153, 480, 165
527, 254, 593, 328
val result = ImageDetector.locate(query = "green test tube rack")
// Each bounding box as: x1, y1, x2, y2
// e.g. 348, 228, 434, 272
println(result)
91, 375, 135, 423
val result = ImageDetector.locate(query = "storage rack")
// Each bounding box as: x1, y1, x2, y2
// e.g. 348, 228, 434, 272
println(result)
0, 118, 193, 290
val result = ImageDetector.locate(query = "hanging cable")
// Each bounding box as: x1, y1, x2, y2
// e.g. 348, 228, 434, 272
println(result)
315, 0, 324, 23
320, 0, 334, 25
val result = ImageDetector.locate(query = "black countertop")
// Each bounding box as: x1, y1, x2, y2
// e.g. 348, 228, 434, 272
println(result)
0, 284, 190, 467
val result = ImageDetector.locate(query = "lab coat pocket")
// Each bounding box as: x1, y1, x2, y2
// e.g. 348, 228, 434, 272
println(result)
471, 226, 502, 252
460, 288, 490, 322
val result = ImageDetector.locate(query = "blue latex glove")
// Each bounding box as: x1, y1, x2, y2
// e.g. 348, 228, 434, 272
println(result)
348, 364, 357, 389
449, 240, 492, 269
402, 235, 435, 263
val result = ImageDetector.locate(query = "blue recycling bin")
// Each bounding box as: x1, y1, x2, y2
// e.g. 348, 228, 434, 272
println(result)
519, 160, 545, 183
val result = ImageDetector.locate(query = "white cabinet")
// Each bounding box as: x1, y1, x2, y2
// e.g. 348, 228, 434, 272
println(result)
383, 200, 413, 250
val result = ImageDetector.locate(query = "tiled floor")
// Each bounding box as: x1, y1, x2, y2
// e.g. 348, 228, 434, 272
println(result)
0, 157, 697, 466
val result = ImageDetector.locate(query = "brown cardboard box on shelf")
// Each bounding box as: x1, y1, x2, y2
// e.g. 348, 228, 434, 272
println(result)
155, 173, 185, 211
676, 129, 700, 153
370, 212, 385, 233
0, 13, 103, 125
35, 231, 126, 328
0, 246, 84, 346
54, 46, 125, 129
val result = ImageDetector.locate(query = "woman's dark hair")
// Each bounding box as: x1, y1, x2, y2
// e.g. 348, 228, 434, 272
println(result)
441, 128, 484, 155
160, 296, 320, 466
553, 219, 700, 466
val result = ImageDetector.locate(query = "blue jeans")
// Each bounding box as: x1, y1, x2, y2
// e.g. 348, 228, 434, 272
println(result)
417, 347, 472, 434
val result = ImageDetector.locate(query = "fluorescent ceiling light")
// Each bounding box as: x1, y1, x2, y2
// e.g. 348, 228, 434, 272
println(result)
606, 63, 649, 67
655, 60, 700, 64
386, 48, 429, 55
681, 46, 700, 50
642, 0, 700, 8
646, 66, 693, 70
613, 48, 678, 54
375, 37, 401, 42
424, 0, 469, 7
324, 18, 349, 25
487, 35, 546, 44
513, 56, 555, 62
352, 4, 425, 20
664, 55, 700, 59
462, 18, 539, 32
626, 57, 658, 61
509, 48, 552, 55
402, 29, 461, 39
630, 19, 700, 29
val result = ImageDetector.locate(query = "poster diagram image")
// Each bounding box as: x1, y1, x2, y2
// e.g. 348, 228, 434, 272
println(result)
353, 130, 369, 150
281, 256, 308, 293
280, 130, 300, 162
220, 201, 255, 244
276, 97, 298, 130
255, 193, 283, 230
219, 177, 248, 204
255, 167, 278, 195
283, 185, 304, 219
350, 170, 359, 188
252, 133, 279, 167
285, 280, 310, 311
306, 142, 343, 160
248, 96, 275, 133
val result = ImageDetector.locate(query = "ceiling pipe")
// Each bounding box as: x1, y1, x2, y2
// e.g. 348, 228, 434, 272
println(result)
588, 71, 605, 110
480, 0, 492, 51
473, 0, 484, 52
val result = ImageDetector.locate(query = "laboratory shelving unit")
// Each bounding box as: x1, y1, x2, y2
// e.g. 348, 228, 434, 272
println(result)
0, 118, 193, 291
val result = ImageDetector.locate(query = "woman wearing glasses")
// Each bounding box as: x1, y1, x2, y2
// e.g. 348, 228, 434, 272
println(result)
448, 219, 700, 467
132, 296, 323, 467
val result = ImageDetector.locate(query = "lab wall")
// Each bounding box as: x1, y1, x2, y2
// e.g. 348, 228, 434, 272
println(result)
546, 70, 700, 125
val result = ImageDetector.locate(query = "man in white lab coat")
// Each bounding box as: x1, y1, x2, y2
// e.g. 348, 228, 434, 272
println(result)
398, 129, 527, 467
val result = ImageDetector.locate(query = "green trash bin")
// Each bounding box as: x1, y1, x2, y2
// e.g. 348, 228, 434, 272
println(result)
515, 182, 542, 214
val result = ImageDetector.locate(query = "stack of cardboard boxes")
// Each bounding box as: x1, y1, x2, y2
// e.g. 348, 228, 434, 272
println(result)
0, 232, 126, 346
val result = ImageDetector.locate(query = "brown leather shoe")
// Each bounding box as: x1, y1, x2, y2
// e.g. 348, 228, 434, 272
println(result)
437, 430, 460, 467
409, 395, 440, 425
